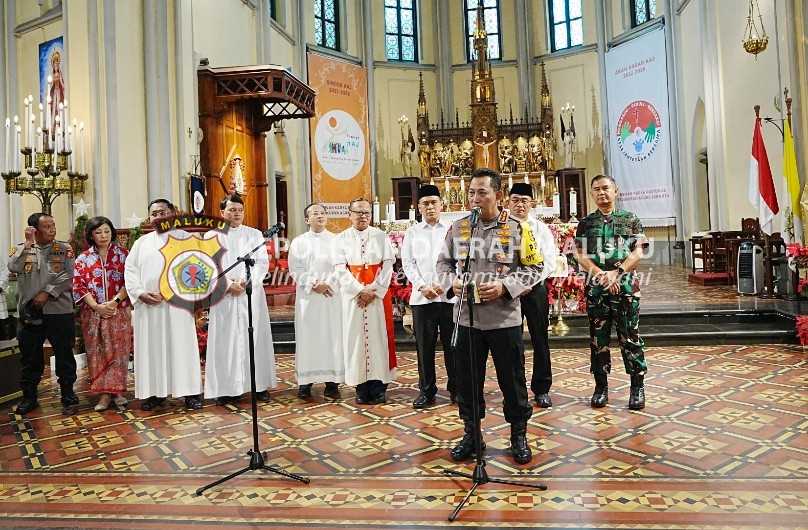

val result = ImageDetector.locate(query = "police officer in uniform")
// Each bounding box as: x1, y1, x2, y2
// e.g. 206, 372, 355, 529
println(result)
436, 168, 543, 465
8, 213, 78, 415
573, 175, 648, 410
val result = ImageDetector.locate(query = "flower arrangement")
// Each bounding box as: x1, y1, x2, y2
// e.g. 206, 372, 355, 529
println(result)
796, 315, 808, 346
786, 242, 808, 296
388, 269, 412, 318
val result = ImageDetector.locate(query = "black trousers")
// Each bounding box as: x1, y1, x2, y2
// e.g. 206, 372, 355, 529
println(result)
521, 282, 552, 395
17, 313, 76, 396
356, 380, 388, 399
411, 302, 455, 397
455, 325, 532, 425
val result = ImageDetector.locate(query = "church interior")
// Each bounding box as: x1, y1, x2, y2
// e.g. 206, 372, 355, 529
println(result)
0, 0, 807, 528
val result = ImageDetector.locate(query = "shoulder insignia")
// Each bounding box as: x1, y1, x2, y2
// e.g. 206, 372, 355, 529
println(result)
8, 246, 17, 257
460, 220, 470, 227
497, 210, 510, 223
52, 243, 63, 251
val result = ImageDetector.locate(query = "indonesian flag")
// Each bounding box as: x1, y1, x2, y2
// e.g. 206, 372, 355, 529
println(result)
748, 117, 778, 235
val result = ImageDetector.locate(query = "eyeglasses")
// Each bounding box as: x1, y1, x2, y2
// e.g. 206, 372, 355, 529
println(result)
350, 210, 372, 217
509, 198, 532, 204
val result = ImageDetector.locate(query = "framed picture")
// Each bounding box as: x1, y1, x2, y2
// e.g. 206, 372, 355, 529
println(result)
38, 36, 66, 135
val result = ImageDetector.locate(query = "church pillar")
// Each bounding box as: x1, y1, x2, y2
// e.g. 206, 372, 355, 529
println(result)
362, 0, 378, 198
436, 1, 453, 118
101, 1, 121, 224
258, 0, 277, 226
0, 0, 19, 251
291, 0, 310, 237
143, 0, 161, 203
664, 0, 685, 242
594, 0, 610, 175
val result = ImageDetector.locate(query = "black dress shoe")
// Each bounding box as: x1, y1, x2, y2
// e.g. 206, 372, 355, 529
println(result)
323, 383, 340, 398
185, 395, 204, 410
412, 394, 436, 409
534, 393, 552, 408
591, 386, 609, 408
355, 395, 371, 405
297, 384, 313, 398
510, 433, 533, 464
15, 398, 39, 415
215, 396, 236, 406
255, 390, 270, 402
60, 392, 79, 407
450, 433, 486, 462
140, 396, 167, 411
370, 393, 387, 405
449, 392, 457, 405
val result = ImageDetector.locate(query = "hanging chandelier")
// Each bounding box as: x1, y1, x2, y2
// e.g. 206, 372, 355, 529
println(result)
742, 0, 768, 59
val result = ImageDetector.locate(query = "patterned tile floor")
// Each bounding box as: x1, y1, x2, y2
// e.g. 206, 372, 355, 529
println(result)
0, 340, 806, 529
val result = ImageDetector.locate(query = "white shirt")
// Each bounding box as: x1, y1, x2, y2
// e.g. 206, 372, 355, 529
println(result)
401, 219, 453, 305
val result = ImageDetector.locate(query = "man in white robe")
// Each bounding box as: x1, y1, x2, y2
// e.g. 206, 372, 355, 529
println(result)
124, 199, 203, 411
288, 203, 344, 398
335, 198, 397, 405
204, 195, 277, 406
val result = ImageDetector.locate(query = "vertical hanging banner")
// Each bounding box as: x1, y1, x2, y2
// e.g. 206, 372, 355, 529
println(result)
605, 27, 675, 218
307, 53, 371, 231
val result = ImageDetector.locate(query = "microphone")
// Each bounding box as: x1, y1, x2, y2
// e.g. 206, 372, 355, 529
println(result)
469, 206, 482, 226
262, 222, 285, 238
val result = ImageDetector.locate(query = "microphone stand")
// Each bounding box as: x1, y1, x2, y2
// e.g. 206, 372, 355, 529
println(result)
197, 224, 309, 496
443, 210, 546, 522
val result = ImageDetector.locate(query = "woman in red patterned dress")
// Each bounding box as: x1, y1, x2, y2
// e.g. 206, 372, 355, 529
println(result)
72, 216, 132, 411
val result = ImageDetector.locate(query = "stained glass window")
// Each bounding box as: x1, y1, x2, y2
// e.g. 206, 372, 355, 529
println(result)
631, 0, 657, 27
465, 0, 501, 62
314, 0, 339, 50
385, 0, 419, 62
548, 0, 583, 52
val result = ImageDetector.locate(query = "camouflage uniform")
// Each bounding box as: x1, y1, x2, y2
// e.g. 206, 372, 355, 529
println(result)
575, 209, 647, 379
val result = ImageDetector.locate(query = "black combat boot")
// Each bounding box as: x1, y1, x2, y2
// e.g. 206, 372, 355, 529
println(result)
591, 375, 608, 408
628, 373, 645, 410
60, 383, 79, 407
15, 386, 39, 415
510, 421, 532, 465
450, 421, 485, 462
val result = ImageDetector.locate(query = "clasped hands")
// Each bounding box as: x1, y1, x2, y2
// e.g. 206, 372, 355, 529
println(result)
594, 270, 621, 294
312, 280, 335, 297
227, 277, 247, 296
419, 283, 445, 301
452, 278, 504, 302
94, 301, 118, 319
356, 286, 377, 309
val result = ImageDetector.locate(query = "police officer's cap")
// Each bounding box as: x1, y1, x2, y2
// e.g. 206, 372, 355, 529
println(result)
21, 300, 44, 325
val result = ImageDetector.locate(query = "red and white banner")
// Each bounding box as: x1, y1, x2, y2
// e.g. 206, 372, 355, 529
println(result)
605, 27, 675, 218
747, 117, 778, 235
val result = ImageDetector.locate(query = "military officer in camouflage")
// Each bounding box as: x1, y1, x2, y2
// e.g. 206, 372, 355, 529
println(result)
574, 175, 648, 410
436, 168, 543, 465
8, 213, 78, 415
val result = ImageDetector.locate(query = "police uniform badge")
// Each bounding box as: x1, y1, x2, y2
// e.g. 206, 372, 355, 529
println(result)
497, 210, 510, 224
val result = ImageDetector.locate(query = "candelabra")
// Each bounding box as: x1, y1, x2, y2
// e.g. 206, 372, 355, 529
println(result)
2, 85, 88, 215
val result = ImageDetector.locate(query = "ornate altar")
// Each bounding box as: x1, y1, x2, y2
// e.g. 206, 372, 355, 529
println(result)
413, 4, 573, 217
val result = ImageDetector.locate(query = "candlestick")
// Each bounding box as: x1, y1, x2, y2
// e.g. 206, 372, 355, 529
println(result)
46, 95, 52, 143
15, 124, 21, 172
22, 97, 28, 149
569, 189, 577, 216
373, 196, 380, 223
29, 114, 35, 150
552, 192, 560, 216
4, 118, 9, 167
387, 197, 396, 222
79, 121, 85, 174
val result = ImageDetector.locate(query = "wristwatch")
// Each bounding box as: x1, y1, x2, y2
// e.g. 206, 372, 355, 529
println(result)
616, 266, 626, 275
112, 296, 122, 304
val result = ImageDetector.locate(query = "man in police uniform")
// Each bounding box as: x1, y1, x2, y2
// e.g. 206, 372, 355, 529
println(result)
507, 183, 558, 408
574, 175, 648, 410
436, 168, 542, 465
8, 213, 78, 415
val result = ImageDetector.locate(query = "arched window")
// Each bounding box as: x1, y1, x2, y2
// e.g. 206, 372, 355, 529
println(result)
465, 0, 501, 62
385, 0, 418, 62
315, 0, 340, 50
548, 0, 583, 52
631, 0, 656, 27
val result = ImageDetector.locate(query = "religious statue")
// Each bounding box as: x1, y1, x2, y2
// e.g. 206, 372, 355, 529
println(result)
430, 142, 444, 179
542, 127, 557, 171
398, 115, 415, 176
459, 139, 474, 175
498, 138, 514, 173
526, 136, 543, 173
563, 130, 576, 168
513, 141, 528, 173
418, 144, 431, 177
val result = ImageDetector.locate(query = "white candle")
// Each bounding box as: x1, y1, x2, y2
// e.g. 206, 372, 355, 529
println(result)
388, 198, 396, 221
524, 173, 529, 184
569, 189, 577, 216
79, 122, 85, 174
444, 176, 449, 193
552, 192, 560, 215
46, 95, 52, 140
408, 206, 416, 221
508, 174, 513, 189
67, 127, 72, 171
5, 118, 9, 168
430, 178, 435, 186
39, 103, 43, 134
22, 98, 28, 149
71, 119, 77, 152
460, 176, 465, 193
54, 117, 61, 152
15, 124, 21, 172
540, 171, 546, 189
373, 197, 380, 222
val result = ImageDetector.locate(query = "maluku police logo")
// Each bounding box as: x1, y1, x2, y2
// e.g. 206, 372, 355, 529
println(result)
615, 100, 661, 163
156, 216, 229, 313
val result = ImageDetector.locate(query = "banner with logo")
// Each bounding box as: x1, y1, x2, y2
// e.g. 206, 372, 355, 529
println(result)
307, 53, 371, 231
605, 27, 675, 218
